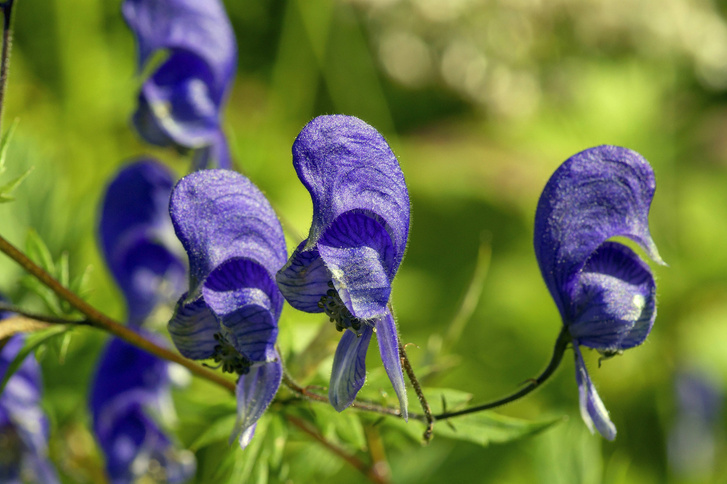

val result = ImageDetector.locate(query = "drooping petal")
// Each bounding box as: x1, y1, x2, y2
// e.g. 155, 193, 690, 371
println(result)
277, 115, 410, 317
573, 344, 616, 440
568, 242, 656, 351
375, 311, 408, 420
202, 258, 280, 362
234, 357, 283, 449
329, 325, 374, 412
534, 145, 663, 319
191, 129, 231, 170
99, 160, 185, 326
122, 0, 236, 98
169, 169, 287, 297
168, 294, 220, 360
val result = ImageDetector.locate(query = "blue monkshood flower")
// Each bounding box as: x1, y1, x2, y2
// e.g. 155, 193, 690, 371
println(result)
99, 159, 186, 326
167, 169, 286, 448
276, 115, 409, 418
0, 332, 59, 484
95, 160, 194, 483
534, 145, 665, 440
91, 335, 195, 484
122, 0, 237, 169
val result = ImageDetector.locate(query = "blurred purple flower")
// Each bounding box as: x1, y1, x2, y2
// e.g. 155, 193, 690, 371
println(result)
99, 159, 186, 326
94, 160, 194, 482
668, 368, 723, 478
90, 335, 195, 484
276, 115, 409, 418
168, 169, 286, 448
0, 332, 59, 484
534, 145, 664, 440
123, 0, 237, 169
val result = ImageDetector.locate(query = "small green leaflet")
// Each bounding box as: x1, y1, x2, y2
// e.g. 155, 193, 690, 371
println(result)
0, 325, 70, 395
0, 119, 32, 203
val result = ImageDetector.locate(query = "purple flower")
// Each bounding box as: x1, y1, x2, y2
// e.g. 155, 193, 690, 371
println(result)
167, 169, 286, 448
94, 159, 194, 482
534, 145, 665, 440
123, 0, 237, 169
99, 159, 186, 326
0, 333, 59, 484
276, 115, 409, 418
90, 336, 195, 484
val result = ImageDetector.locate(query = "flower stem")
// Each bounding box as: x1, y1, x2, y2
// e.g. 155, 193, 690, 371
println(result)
399, 340, 434, 441
433, 327, 570, 420
0, 233, 237, 394
0, 0, 14, 134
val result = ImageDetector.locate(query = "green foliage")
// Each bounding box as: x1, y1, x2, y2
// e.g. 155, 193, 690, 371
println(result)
0, 119, 32, 203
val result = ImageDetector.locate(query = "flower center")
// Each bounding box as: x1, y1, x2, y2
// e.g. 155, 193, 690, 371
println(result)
211, 332, 252, 375
317, 282, 367, 336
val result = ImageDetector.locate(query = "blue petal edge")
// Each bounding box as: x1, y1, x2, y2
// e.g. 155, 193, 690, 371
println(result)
573, 344, 617, 440
168, 293, 219, 360
234, 356, 283, 450
329, 325, 374, 412
375, 310, 408, 421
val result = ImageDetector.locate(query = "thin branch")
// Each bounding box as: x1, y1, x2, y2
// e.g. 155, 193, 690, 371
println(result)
0, 302, 90, 326
434, 327, 570, 420
286, 415, 389, 484
0, 234, 236, 393
0, 0, 14, 134
399, 341, 434, 441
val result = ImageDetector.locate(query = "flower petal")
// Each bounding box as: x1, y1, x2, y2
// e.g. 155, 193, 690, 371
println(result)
274, 242, 331, 313
534, 146, 663, 319
318, 211, 395, 319
234, 357, 283, 449
168, 293, 220, 360
569, 242, 656, 351
169, 169, 287, 297
573, 344, 617, 440
202, 258, 281, 362
329, 324, 373, 412
277, 115, 410, 316
375, 311, 408, 420
191, 128, 232, 170
122, 0, 236, 96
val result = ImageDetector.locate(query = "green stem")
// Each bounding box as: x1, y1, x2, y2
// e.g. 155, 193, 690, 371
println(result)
433, 327, 570, 420
399, 340, 434, 441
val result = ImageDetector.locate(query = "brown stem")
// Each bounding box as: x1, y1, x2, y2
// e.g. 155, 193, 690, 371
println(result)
0, 234, 236, 393
399, 341, 434, 442
286, 415, 389, 484
0, 0, 14, 134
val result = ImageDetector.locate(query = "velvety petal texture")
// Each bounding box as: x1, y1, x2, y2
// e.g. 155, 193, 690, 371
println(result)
276, 115, 409, 415
100, 159, 186, 326
91, 336, 195, 484
167, 169, 286, 448
0, 334, 59, 484
534, 145, 663, 439
122, 0, 236, 168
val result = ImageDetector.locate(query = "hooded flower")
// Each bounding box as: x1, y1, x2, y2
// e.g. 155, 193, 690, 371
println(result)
0, 331, 59, 484
99, 159, 186, 326
534, 145, 665, 440
122, 0, 237, 169
276, 115, 409, 418
167, 169, 286, 448
93, 159, 194, 483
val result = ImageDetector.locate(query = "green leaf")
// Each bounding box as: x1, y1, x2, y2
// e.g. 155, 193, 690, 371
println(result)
189, 412, 238, 450
0, 166, 33, 203
25, 229, 55, 274
0, 118, 19, 176
434, 411, 564, 447
0, 325, 70, 395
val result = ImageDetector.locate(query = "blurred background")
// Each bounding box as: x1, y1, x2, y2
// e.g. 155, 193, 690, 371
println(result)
1, 0, 726, 482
